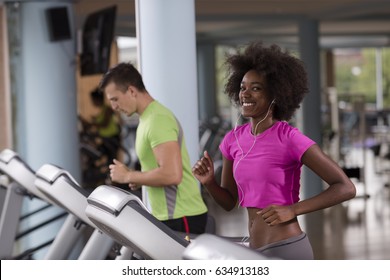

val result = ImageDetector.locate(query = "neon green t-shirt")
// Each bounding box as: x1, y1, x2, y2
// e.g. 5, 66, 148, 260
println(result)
136, 101, 207, 221
95, 105, 120, 138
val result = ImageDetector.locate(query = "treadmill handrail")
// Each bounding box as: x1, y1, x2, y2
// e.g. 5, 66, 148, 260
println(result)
35, 164, 80, 187
87, 185, 149, 216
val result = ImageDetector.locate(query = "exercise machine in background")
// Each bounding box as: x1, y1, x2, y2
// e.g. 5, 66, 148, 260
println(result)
34, 164, 116, 259
85, 185, 189, 259
0, 149, 66, 259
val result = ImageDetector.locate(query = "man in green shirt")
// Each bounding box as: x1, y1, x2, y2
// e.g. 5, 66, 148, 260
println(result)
87, 88, 120, 163
99, 62, 208, 234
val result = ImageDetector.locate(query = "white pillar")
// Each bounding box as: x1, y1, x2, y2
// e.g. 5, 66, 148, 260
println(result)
7, 1, 80, 259
16, 2, 80, 178
136, 0, 199, 164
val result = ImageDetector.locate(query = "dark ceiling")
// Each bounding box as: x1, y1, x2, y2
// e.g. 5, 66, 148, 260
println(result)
73, 0, 390, 49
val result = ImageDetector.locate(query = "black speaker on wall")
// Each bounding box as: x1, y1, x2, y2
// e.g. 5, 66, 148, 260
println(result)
46, 6, 71, 42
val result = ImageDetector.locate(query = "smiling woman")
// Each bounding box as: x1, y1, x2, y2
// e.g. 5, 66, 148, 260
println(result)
192, 40, 356, 260
238, 70, 276, 134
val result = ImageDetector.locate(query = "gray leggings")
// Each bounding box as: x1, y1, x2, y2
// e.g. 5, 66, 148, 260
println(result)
257, 232, 314, 260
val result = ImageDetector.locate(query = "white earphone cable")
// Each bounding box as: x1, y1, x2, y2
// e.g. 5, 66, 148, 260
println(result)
233, 100, 275, 206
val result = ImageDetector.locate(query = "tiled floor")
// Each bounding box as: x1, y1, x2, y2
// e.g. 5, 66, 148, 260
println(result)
305, 148, 390, 260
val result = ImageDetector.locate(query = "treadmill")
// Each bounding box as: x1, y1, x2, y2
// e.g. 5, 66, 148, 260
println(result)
85, 184, 189, 260
35, 164, 116, 260
0, 149, 62, 259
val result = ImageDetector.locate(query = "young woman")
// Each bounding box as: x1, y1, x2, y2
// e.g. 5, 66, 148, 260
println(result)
192, 41, 356, 259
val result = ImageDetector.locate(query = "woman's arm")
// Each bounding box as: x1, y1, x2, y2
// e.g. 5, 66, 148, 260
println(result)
193, 151, 238, 211
293, 144, 356, 215
259, 144, 356, 225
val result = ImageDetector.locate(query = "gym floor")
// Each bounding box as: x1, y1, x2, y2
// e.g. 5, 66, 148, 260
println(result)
305, 148, 390, 260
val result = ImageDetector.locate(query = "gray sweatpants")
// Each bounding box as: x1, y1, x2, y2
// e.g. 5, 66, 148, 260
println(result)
257, 232, 314, 260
